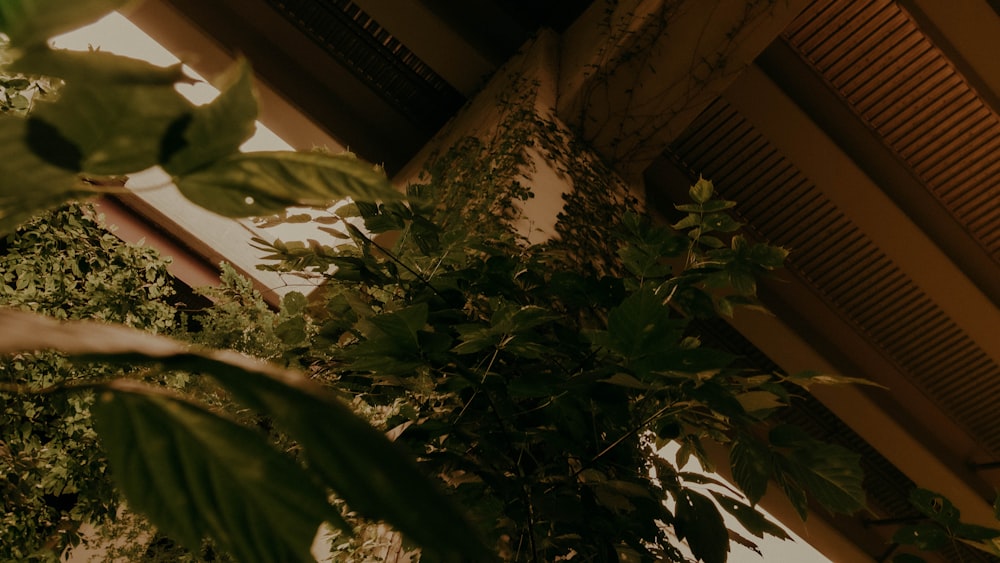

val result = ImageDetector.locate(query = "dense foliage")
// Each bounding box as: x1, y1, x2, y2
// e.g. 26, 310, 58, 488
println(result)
251, 177, 871, 562
0, 204, 180, 559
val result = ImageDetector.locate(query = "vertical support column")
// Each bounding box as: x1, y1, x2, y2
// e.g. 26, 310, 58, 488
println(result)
395, 30, 637, 273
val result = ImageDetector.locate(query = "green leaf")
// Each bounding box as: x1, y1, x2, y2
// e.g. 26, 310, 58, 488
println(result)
674, 200, 736, 213
708, 491, 790, 540
730, 437, 771, 506
734, 390, 784, 413
605, 287, 684, 361
0, 118, 93, 234
598, 372, 649, 389
892, 554, 928, 563
909, 488, 960, 527
282, 291, 308, 315
9, 47, 190, 85
674, 489, 729, 563
92, 380, 345, 563
31, 82, 193, 175
892, 523, 950, 551
952, 522, 1000, 541
748, 243, 789, 269
176, 151, 399, 217
701, 213, 741, 233
671, 214, 699, 230
771, 426, 866, 515
163, 59, 258, 175
0, 309, 488, 560
275, 316, 307, 346
957, 536, 1000, 557
689, 177, 714, 204
784, 370, 887, 390
0, 0, 128, 47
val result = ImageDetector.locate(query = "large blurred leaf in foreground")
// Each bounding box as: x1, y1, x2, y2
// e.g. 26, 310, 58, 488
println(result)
0, 308, 488, 561
92, 380, 345, 563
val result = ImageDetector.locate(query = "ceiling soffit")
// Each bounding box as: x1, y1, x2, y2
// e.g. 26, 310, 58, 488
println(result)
263, 0, 464, 134
783, 0, 1000, 265
657, 0, 1000, 550
668, 94, 1000, 454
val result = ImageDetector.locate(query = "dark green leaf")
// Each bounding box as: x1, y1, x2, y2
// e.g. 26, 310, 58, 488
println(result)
730, 437, 772, 506
0, 117, 90, 234
31, 82, 193, 175
748, 243, 789, 269
598, 373, 649, 389
275, 316, 307, 346
0, 0, 128, 46
774, 469, 808, 521
772, 428, 866, 515
701, 213, 741, 233
163, 59, 258, 175
678, 472, 740, 497
674, 489, 728, 563
671, 214, 699, 230
892, 523, 950, 551
9, 47, 190, 85
952, 522, 1000, 541
708, 491, 790, 540
605, 287, 683, 360
92, 380, 344, 563
176, 151, 399, 217
909, 488, 960, 527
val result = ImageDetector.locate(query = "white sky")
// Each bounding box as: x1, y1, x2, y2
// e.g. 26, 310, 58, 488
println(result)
55, 12, 833, 563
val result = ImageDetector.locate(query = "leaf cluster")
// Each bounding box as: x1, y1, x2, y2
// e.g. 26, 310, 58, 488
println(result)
0, 0, 400, 235
0, 203, 180, 560
254, 182, 867, 562
890, 488, 1000, 562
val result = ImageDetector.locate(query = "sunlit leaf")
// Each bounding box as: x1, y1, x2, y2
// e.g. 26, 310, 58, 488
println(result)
92, 380, 345, 563
9, 47, 189, 85
0, 0, 128, 47
784, 370, 887, 390
176, 151, 399, 217
689, 177, 714, 204
163, 58, 258, 175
